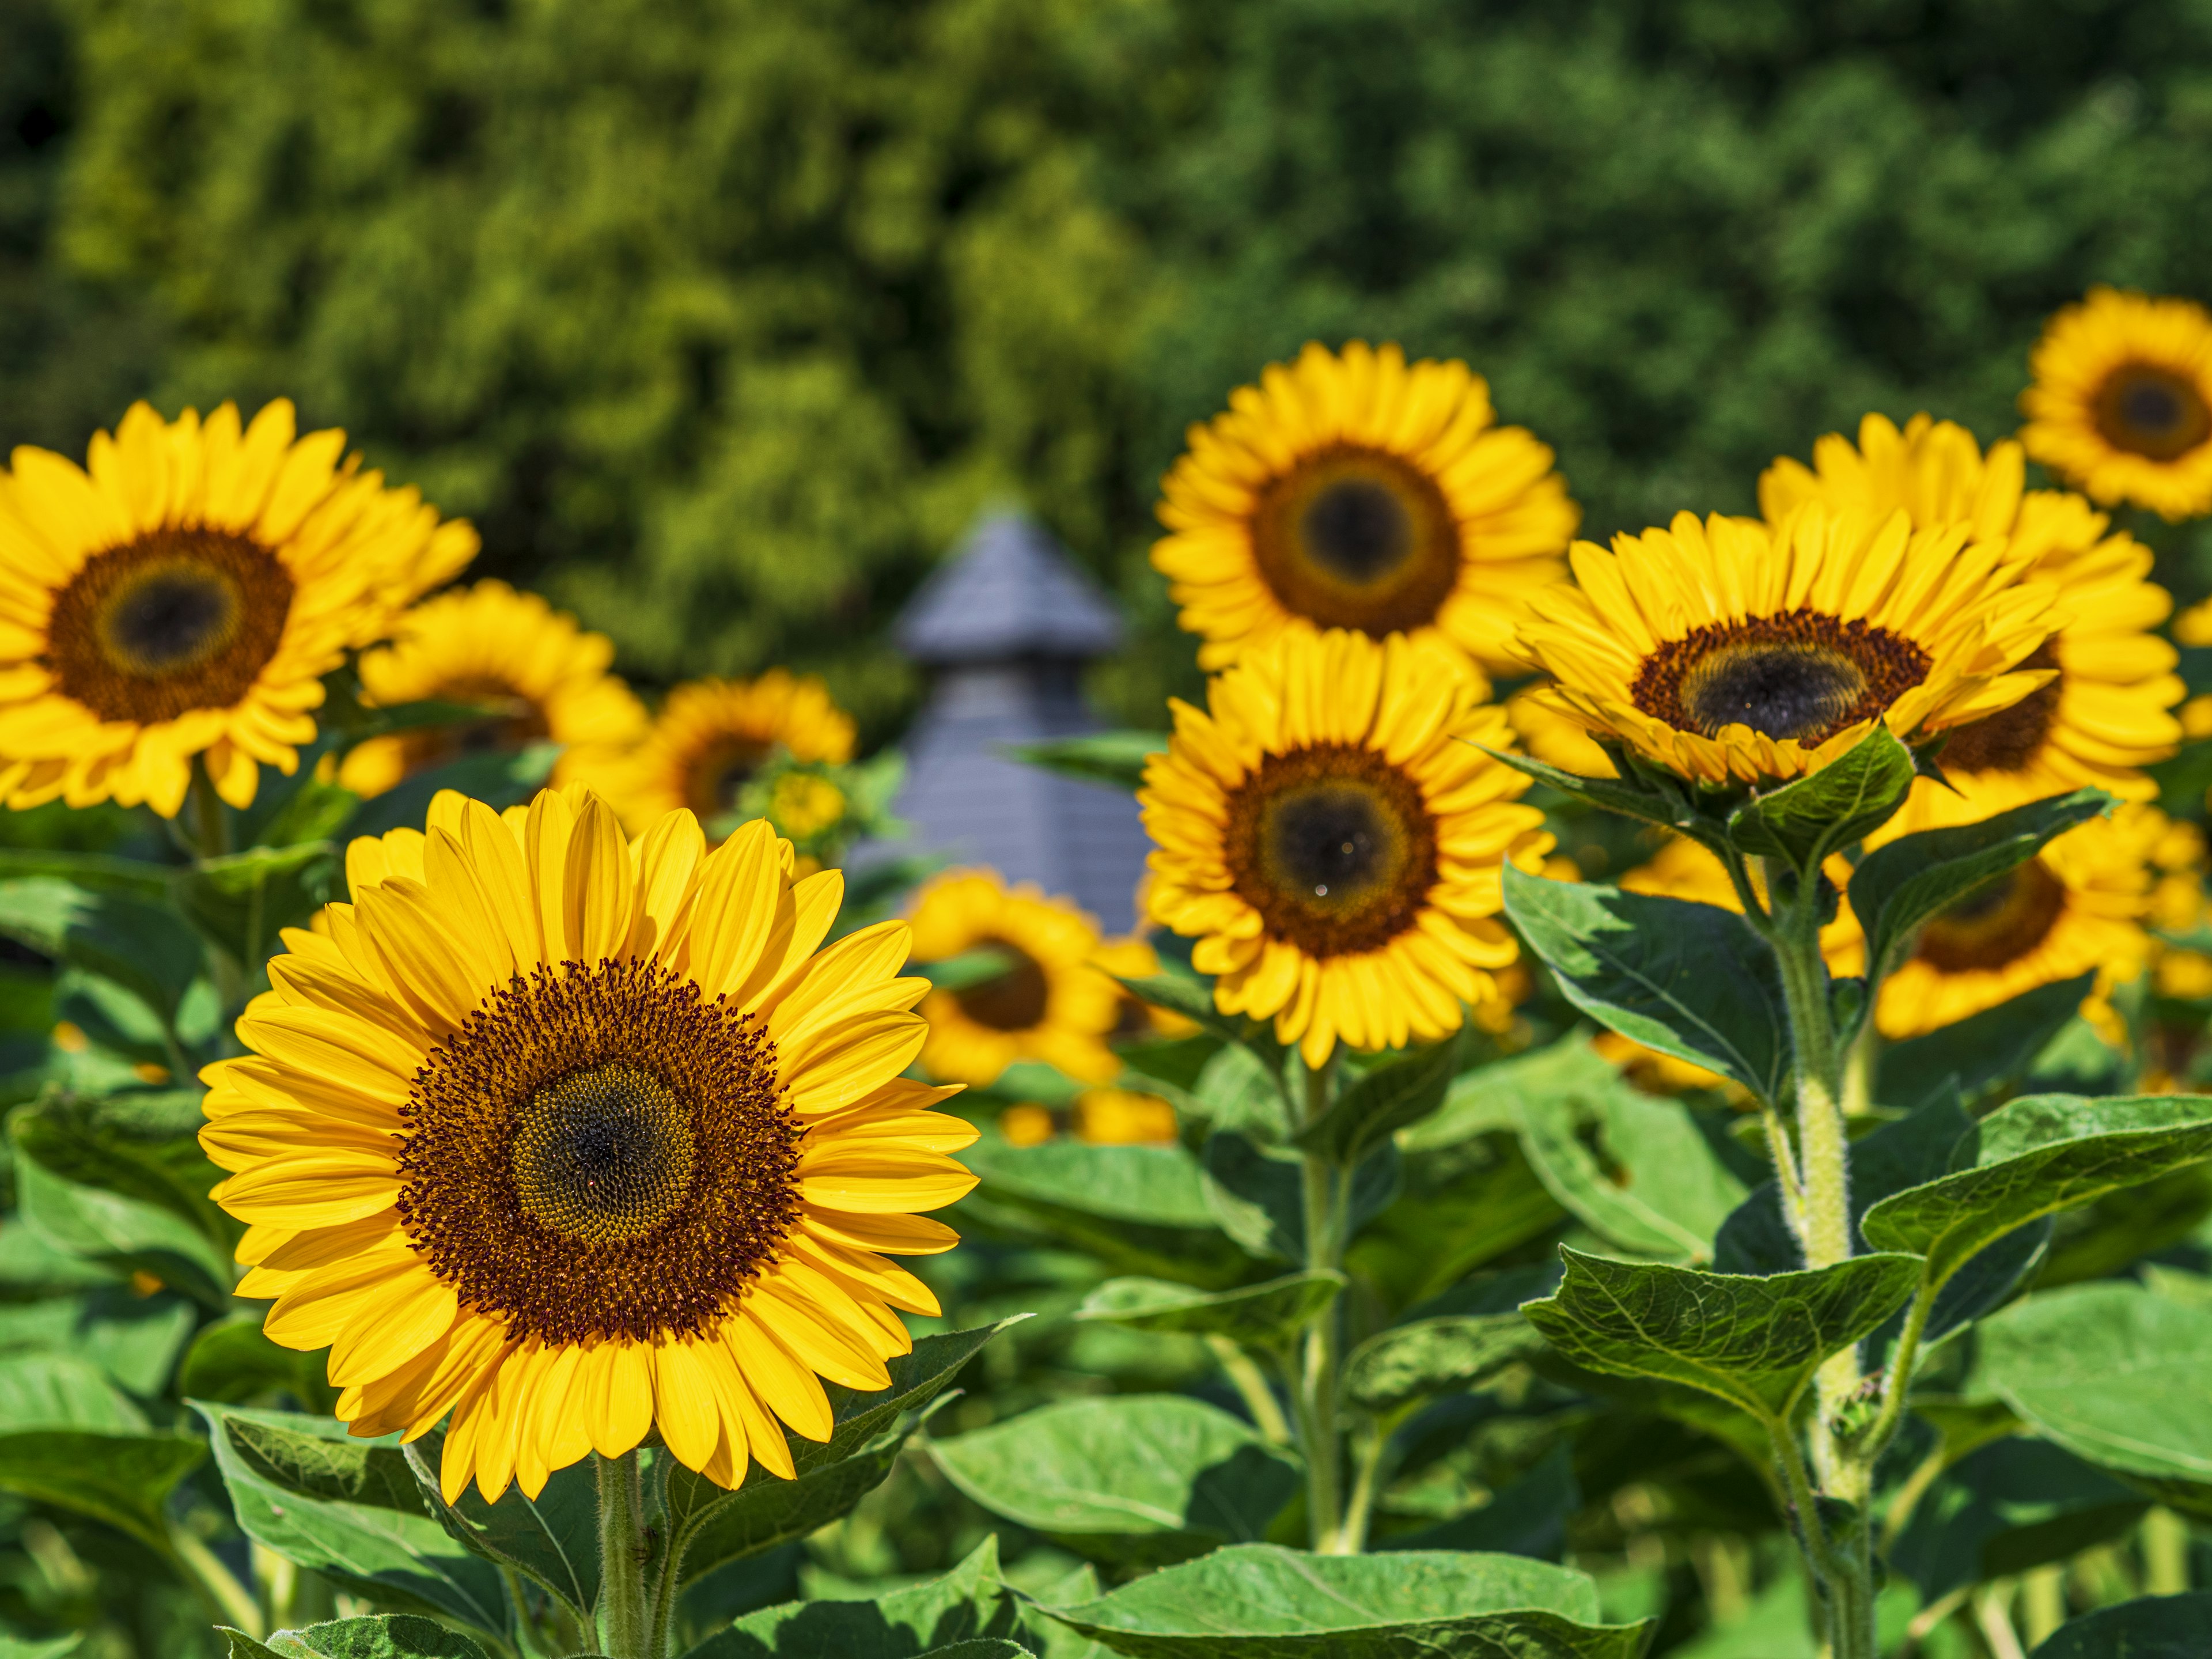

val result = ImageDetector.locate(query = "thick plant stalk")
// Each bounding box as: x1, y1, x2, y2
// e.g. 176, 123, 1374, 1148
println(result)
596, 1449, 657, 1659
1296, 1058, 1349, 1553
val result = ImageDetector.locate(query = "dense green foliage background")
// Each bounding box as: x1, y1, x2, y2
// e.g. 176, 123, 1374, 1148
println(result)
8, 0, 2212, 734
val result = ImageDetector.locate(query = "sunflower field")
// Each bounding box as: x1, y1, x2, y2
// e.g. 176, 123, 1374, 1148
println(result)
10, 6, 2212, 1659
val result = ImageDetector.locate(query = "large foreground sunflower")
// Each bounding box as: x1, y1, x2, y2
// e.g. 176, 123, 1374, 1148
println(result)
339, 581, 647, 797
2021, 286, 2212, 521
586, 671, 857, 835
1828, 781, 2160, 1039
199, 785, 976, 1502
1141, 628, 1550, 1066
1759, 414, 2181, 805
1153, 341, 1578, 676
0, 400, 476, 815
1516, 506, 2060, 785
909, 869, 1122, 1087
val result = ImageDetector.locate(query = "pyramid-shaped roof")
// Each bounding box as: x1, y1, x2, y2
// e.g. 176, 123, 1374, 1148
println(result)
894, 511, 1123, 663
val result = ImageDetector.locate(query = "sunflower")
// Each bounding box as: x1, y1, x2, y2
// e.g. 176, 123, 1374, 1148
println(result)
1141, 627, 1550, 1067
582, 672, 858, 835
1760, 412, 2181, 805
909, 870, 1122, 1088
2021, 286, 2212, 521
339, 581, 647, 797
1504, 684, 1618, 779
1090, 934, 1202, 1040
1828, 779, 2160, 1039
1152, 341, 1578, 676
0, 400, 477, 816
198, 785, 975, 1503
1516, 506, 2061, 786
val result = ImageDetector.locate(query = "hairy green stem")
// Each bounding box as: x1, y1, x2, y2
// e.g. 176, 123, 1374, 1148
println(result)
1297, 1057, 1347, 1553
595, 1450, 656, 1659
187, 760, 249, 1015
1338, 1421, 1388, 1555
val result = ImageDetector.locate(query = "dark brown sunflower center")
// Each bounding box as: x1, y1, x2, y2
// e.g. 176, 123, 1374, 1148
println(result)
1224, 744, 1438, 957
1631, 611, 1931, 746
954, 940, 1051, 1032
1935, 642, 2061, 777
395, 957, 798, 1345
45, 529, 294, 723
687, 738, 770, 817
1915, 858, 2066, 972
2094, 362, 2212, 461
1251, 445, 1460, 637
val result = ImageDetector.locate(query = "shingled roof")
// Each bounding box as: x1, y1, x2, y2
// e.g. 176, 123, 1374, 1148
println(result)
887, 511, 1151, 931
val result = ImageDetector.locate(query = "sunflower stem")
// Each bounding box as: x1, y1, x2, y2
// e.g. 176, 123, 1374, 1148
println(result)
594, 1449, 657, 1659
1296, 1054, 1349, 1553
187, 758, 249, 1015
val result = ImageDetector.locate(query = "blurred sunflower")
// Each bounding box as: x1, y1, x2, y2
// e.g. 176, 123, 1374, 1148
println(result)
586, 671, 857, 836
1516, 506, 2060, 785
1141, 628, 1550, 1068
2145, 817, 2212, 1001
910, 869, 1122, 1087
1504, 683, 1618, 779
1760, 413, 2181, 805
2021, 286, 2212, 521
199, 786, 976, 1503
0, 400, 476, 816
1829, 781, 2160, 1039
1152, 340, 1577, 676
1090, 934, 1202, 1040
339, 581, 646, 797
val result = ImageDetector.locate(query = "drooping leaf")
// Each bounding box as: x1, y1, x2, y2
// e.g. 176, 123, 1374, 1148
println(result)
11, 1090, 234, 1250
0, 1353, 202, 1548
1887, 1438, 2147, 1603
1520, 1247, 1919, 1423
1294, 1037, 1459, 1164
1202, 1131, 1398, 1263
1005, 732, 1166, 791
12, 1147, 232, 1308
927, 1396, 1300, 1565
231, 1615, 494, 1658
1341, 1313, 1548, 1414
1976, 1282, 2212, 1516
1035, 1543, 1654, 1658
1843, 789, 2111, 989
692, 1536, 1023, 1658
1502, 864, 1789, 1104
1073, 1272, 1344, 1349
2029, 1593, 2212, 1658
1514, 1056, 1746, 1263
173, 842, 340, 967
1724, 724, 1916, 875
1859, 1094, 2212, 1293
192, 1402, 509, 1638
0, 877, 204, 1024
1874, 974, 2096, 1111
1482, 744, 1710, 840
672, 1412, 922, 1588
1378, 1445, 1578, 1560
400, 1434, 598, 1622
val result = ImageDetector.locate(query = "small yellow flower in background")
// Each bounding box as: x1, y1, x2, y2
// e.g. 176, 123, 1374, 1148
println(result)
584, 671, 857, 837
1141, 628, 1550, 1069
768, 772, 847, 840
910, 869, 1122, 1088
339, 581, 646, 798
1152, 340, 1578, 677
0, 400, 476, 816
199, 785, 976, 1503
1828, 779, 2162, 1040
1760, 413, 2182, 806
1074, 1088, 1179, 1146
1517, 506, 2062, 786
2145, 817, 2212, 1000
50, 1021, 88, 1054
2021, 286, 2212, 521
997, 1104, 1055, 1147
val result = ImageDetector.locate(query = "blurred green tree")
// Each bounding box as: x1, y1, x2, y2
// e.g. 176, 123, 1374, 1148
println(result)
9, 0, 2212, 735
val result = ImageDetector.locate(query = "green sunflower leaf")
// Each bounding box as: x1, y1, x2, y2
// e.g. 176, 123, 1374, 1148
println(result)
1858, 1093, 2212, 1293
1073, 1270, 1344, 1348
1340, 1311, 1548, 1414
401, 1435, 599, 1623
1501, 863, 1790, 1104
1202, 1130, 1399, 1263
10, 1089, 234, 1252
10, 1139, 233, 1309
1520, 1247, 1920, 1424
0, 877, 204, 1025
691, 1535, 1025, 1658
1005, 730, 1168, 792
2029, 1593, 2212, 1658
1479, 744, 1713, 840
173, 840, 341, 968
926, 1395, 1301, 1565
1112, 975, 1287, 1076
178, 1313, 340, 1413
1842, 787, 2112, 991
1293, 1034, 1459, 1164
1885, 1438, 2147, 1604
0, 847, 173, 900
1873, 972, 2096, 1111
0, 1354, 203, 1550
1031, 1544, 1654, 1658
225, 1614, 494, 1658
339, 743, 559, 845
1723, 722, 1916, 875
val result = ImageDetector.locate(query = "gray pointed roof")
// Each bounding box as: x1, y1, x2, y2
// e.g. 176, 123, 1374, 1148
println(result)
894, 510, 1123, 663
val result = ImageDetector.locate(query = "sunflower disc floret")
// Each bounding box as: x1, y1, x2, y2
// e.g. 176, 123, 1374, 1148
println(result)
1516, 506, 2062, 785
199, 784, 978, 1503
1141, 628, 1550, 1066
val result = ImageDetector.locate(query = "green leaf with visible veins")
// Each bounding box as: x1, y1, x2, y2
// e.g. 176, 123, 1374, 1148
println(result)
1034, 1543, 1654, 1658
1074, 1271, 1343, 1348
228, 1615, 494, 1657
1859, 1093, 2212, 1291
1520, 1247, 1920, 1422
1502, 864, 1790, 1104
691, 1535, 1022, 1658
2028, 1593, 2212, 1658
1724, 723, 1917, 874
1340, 1313, 1548, 1413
